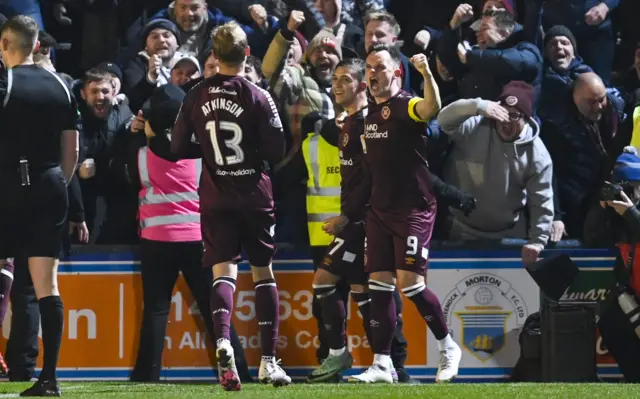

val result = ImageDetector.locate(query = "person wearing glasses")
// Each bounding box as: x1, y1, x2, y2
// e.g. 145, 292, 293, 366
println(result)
437, 80, 554, 265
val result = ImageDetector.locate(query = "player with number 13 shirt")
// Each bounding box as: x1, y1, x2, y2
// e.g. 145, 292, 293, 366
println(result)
171, 21, 289, 391
171, 61, 284, 213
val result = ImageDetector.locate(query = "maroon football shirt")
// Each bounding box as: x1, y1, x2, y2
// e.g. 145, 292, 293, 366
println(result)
338, 109, 370, 222
171, 74, 285, 211
362, 91, 436, 216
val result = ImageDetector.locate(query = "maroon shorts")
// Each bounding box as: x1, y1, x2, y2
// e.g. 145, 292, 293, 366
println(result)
317, 221, 367, 285
365, 209, 435, 275
201, 209, 276, 268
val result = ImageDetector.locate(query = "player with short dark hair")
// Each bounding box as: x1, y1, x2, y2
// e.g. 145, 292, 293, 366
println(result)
306, 58, 371, 383
171, 21, 290, 391
349, 43, 462, 384
0, 15, 79, 396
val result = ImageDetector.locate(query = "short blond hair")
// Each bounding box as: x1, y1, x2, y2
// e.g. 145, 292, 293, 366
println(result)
2, 15, 39, 55
364, 11, 401, 36
211, 21, 247, 66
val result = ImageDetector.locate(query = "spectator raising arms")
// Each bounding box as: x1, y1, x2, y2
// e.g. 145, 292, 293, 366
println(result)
262, 11, 341, 171
438, 8, 543, 109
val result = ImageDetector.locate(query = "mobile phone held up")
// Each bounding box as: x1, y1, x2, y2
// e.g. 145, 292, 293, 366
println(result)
600, 181, 623, 201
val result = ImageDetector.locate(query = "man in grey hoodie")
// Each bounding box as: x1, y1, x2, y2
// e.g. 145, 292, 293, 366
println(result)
437, 80, 554, 264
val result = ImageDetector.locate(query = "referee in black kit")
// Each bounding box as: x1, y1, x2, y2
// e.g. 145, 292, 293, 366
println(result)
0, 16, 79, 397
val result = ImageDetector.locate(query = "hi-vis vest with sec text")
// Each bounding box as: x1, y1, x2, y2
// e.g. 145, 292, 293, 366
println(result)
302, 132, 341, 246
138, 146, 202, 242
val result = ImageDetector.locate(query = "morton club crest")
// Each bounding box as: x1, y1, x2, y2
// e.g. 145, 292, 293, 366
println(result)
342, 132, 349, 147
381, 106, 391, 120
442, 273, 528, 363
456, 311, 510, 362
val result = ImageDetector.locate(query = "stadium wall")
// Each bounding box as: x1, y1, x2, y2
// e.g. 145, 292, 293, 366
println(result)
0, 247, 621, 382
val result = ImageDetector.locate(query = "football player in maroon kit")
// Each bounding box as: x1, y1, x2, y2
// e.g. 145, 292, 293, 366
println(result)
305, 58, 373, 382
171, 22, 290, 390
349, 43, 462, 384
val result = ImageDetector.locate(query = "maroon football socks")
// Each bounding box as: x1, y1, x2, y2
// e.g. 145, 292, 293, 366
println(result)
402, 282, 449, 340
367, 280, 397, 356
351, 291, 372, 345
314, 284, 347, 350
255, 279, 279, 358
210, 277, 236, 342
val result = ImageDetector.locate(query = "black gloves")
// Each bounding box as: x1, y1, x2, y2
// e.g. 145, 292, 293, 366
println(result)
431, 173, 476, 216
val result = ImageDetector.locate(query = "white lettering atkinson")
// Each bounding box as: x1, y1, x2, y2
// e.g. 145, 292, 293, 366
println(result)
201, 98, 245, 118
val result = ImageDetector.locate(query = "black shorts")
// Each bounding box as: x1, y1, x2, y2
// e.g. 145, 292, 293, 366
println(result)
0, 167, 68, 259
317, 221, 367, 285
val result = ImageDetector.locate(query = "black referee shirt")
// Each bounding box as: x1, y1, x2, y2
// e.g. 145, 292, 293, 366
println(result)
0, 64, 77, 170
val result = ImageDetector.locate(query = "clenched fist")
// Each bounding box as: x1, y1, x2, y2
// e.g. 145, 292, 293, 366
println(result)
147, 54, 161, 82
414, 30, 432, 51
410, 53, 432, 77
287, 10, 305, 32
131, 111, 145, 133
585, 3, 608, 26
79, 159, 96, 180
450, 3, 474, 29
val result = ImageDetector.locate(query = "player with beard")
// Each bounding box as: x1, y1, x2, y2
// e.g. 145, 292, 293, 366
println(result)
170, 21, 289, 391
305, 58, 372, 382
349, 44, 462, 384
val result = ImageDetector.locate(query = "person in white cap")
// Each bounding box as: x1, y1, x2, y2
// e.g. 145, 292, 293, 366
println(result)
169, 54, 202, 87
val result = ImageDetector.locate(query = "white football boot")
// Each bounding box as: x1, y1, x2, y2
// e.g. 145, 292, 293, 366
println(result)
215, 339, 241, 391
436, 338, 462, 383
259, 357, 291, 387
348, 361, 395, 384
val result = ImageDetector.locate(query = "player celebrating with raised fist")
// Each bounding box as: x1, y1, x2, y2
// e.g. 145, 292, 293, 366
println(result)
349, 44, 462, 384
171, 21, 290, 391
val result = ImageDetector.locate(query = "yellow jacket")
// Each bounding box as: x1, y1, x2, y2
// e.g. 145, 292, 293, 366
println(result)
302, 132, 341, 246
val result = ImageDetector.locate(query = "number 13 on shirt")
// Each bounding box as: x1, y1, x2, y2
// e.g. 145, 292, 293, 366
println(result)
206, 120, 245, 166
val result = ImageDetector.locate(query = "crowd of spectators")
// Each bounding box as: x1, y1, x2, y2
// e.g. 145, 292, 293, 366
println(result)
1, 0, 640, 254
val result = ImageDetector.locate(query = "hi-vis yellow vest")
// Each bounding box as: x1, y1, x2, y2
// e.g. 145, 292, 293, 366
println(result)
631, 106, 640, 152
302, 132, 341, 246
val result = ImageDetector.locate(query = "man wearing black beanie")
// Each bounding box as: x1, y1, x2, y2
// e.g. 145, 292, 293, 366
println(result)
539, 24, 593, 122
544, 26, 577, 57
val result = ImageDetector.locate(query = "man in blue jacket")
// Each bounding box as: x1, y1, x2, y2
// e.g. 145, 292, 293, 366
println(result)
541, 72, 627, 238
538, 25, 593, 242
439, 8, 543, 111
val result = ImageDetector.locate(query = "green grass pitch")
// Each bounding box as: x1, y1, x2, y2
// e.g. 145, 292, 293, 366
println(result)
0, 382, 638, 398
